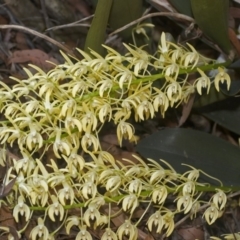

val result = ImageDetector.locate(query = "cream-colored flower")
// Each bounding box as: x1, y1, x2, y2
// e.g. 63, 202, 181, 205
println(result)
71, 80, 90, 98
99, 169, 115, 183
87, 196, 105, 209
181, 43, 199, 69
163, 210, 175, 236
203, 203, 220, 225
181, 180, 196, 196
114, 65, 134, 89
26, 127, 43, 151
121, 194, 139, 214
81, 110, 98, 132
98, 102, 112, 123
117, 220, 137, 240
152, 185, 168, 205
116, 121, 135, 147
222, 233, 240, 240
124, 44, 150, 76
124, 165, 142, 177
212, 189, 227, 211
23, 96, 40, 114
176, 194, 193, 214
83, 204, 101, 227
3, 127, 26, 148
134, 23, 154, 41
214, 67, 231, 92
150, 169, 167, 184
15, 172, 32, 195
195, 68, 211, 95
89, 49, 109, 72
39, 81, 55, 102
164, 63, 179, 79
101, 228, 118, 240
95, 151, 115, 165
153, 89, 169, 117
13, 150, 36, 174
128, 179, 142, 196
64, 149, 85, 172
165, 80, 182, 106
47, 195, 65, 222
52, 128, 71, 158
121, 97, 137, 111
170, 47, 184, 63
64, 116, 82, 134
189, 201, 200, 219
97, 78, 113, 97
65, 216, 80, 234
58, 182, 75, 205
158, 32, 170, 54
81, 132, 99, 152
76, 225, 92, 240
47, 172, 66, 188
13, 196, 31, 222
29, 175, 49, 207
136, 100, 154, 120
106, 176, 121, 192
181, 166, 200, 181
30, 218, 49, 240
59, 99, 77, 117
147, 210, 164, 233
82, 181, 97, 199
4, 103, 19, 118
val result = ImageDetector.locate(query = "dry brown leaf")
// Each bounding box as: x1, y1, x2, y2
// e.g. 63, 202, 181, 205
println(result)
177, 227, 204, 240
229, 28, 240, 56
230, 7, 240, 19
15, 32, 29, 50
0, 206, 16, 228
101, 134, 119, 147
178, 93, 195, 127
8, 49, 58, 71
0, 177, 16, 199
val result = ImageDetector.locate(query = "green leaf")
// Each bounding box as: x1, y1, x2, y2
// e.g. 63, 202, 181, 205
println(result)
108, 0, 143, 40
84, 0, 113, 56
169, 0, 193, 17
190, 0, 231, 53
136, 128, 240, 187
197, 96, 240, 135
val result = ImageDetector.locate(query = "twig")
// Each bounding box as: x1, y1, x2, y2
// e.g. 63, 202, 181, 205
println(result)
0, 24, 73, 54
109, 12, 194, 37
46, 15, 93, 32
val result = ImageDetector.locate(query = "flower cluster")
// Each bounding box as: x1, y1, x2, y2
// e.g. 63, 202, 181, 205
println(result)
0, 33, 231, 239
4, 153, 228, 239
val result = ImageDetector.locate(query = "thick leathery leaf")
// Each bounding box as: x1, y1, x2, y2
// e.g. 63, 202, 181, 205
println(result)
229, 58, 240, 70
109, 0, 143, 40
169, 0, 193, 17
193, 85, 228, 108
191, 0, 231, 53
136, 128, 240, 187
220, 80, 240, 96
197, 96, 240, 135
84, 0, 112, 56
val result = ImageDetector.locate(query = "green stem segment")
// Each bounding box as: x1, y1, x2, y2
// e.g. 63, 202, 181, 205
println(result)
29, 184, 240, 211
